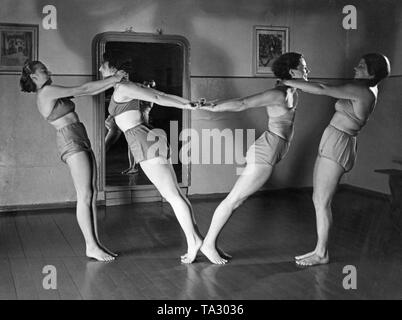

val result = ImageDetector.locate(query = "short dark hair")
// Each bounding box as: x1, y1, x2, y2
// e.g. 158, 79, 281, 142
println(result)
361, 53, 391, 86
103, 51, 133, 73
272, 52, 303, 80
20, 60, 41, 93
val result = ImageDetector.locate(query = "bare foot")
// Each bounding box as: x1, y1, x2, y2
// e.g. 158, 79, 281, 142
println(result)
121, 167, 139, 175
181, 237, 203, 264
86, 246, 115, 262
200, 243, 228, 265
99, 244, 118, 257
295, 251, 316, 261
217, 247, 232, 260
295, 252, 329, 267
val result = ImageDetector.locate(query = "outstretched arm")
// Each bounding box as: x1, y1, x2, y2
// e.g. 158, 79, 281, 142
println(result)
41, 71, 127, 100
201, 89, 284, 112
282, 79, 362, 100
118, 82, 194, 110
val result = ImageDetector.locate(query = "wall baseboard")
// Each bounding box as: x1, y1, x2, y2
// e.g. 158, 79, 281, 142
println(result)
0, 200, 105, 214
188, 186, 314, 201
0, 184, 388, 215
339, 184, 389, 201
189, 184, 389, 201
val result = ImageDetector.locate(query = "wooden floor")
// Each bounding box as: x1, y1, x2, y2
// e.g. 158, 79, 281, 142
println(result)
1, 188, 402, 300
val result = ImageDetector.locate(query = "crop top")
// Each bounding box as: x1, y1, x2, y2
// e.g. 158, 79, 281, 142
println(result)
46, 97, 75, 121
108, 96, 140, 117
331, 99, 367, 135
268, 107, 296, 141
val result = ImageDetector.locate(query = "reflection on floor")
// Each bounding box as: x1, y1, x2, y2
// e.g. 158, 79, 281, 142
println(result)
1, 188, 401, 300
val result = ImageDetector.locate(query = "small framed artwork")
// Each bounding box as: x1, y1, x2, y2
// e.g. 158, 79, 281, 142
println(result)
253, 26, 289, 76
0, 23, 38, 74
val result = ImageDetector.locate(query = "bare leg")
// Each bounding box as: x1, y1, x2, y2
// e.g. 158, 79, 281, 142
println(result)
201, 163, 274, 264
140, 157, 202, 264
295, 156, 344, 267
122, 149, 138, 175
172, 172, 231, 263
87, 150, 117, 257
67, 151, 115, 262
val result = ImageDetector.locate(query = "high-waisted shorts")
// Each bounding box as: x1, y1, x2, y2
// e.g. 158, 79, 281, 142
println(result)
56, 122, 92, 163
124, 123, 170, 163
318, 125, 357, 172
246, 131, 290, 166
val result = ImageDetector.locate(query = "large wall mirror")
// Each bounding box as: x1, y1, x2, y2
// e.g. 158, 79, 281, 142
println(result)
92, 32, 191, 204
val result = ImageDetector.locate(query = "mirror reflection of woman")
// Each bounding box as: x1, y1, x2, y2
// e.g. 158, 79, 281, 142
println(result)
104, 80, 156, 176
282, 53, 391, 267
20, 60, 127, 261
199, 53, 309, 264
105, 114, 139, 175
99, 52, 202, 264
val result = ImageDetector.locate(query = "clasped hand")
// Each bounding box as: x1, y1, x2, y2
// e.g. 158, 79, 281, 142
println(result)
188, 98, 217, 109
114, 70, 129, 82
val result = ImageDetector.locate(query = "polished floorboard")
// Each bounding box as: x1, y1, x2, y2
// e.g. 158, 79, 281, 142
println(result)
1, 188, 401, 300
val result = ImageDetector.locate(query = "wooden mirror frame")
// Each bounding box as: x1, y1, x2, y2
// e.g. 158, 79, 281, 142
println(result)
92, 32, 191, 201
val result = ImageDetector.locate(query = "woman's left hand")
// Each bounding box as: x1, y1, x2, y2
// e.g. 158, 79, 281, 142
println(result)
114, 70, 129, 82
187, 101, 201, 109
199, 99, 218, 108
187, 98, 206, 109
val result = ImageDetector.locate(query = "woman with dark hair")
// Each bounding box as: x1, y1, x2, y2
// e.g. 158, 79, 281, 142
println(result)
199, 52, 309, 264
282, 53, 391, 267
20, 60, 126, 262
99, 52, 203, 264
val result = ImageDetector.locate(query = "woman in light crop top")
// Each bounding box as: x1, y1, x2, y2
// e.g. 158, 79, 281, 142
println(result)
99, 52, 202, 264
283, 53, 391, 267
197, 52, 309, 264
20, 60, 127, 262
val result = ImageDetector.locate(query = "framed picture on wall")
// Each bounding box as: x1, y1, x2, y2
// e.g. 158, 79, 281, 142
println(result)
253, 26, 289, 76
0, 23, 38, 74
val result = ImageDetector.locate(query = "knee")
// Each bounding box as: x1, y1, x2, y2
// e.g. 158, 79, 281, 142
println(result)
312, 192, 331, 211
76, 188, 94, 206
225, 195, 246, 211
162, 191, 183, 206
